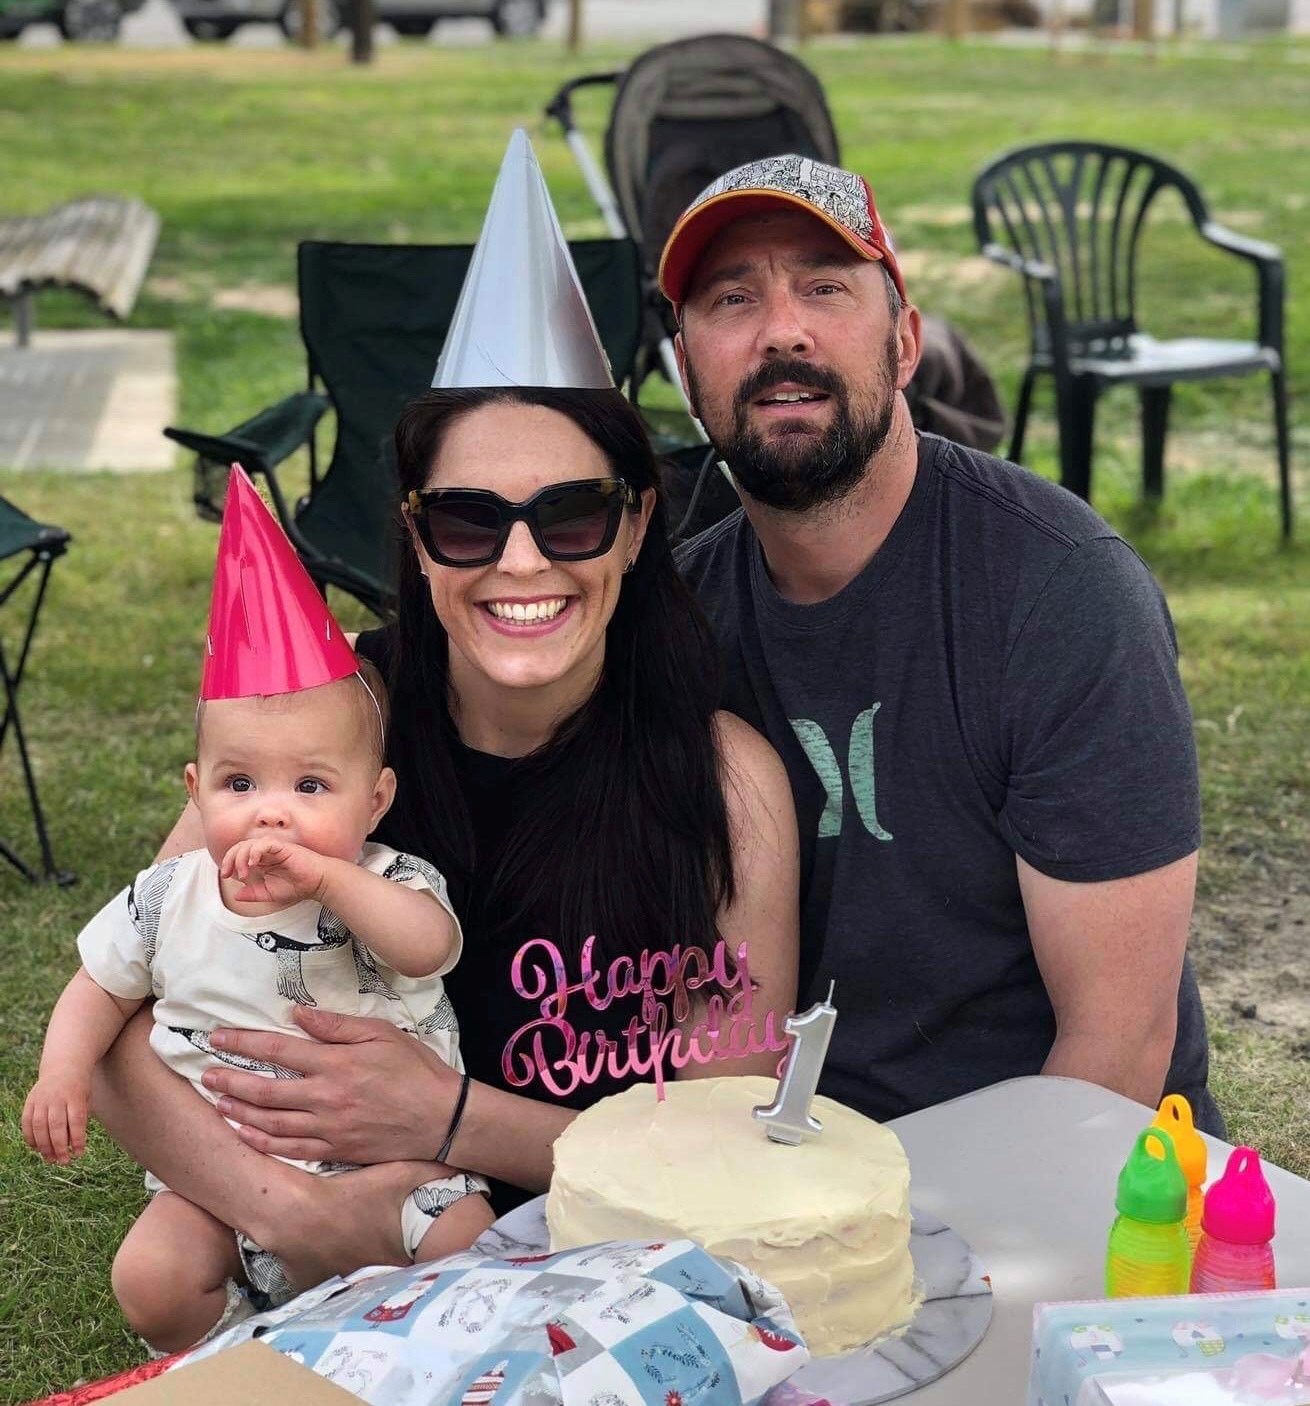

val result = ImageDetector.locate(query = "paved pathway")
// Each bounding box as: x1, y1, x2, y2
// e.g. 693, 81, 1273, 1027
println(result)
0, 332, 176, 472
16, 0, 767, 48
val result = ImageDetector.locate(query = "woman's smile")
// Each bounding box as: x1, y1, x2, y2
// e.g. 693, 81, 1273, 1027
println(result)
480, 595, 577, 635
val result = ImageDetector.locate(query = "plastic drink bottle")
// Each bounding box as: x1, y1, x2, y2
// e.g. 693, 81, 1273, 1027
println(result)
1153, 1093, 1207, 1254
1190, 1145, 1277, 1293
1105, 1127, 1191, 1298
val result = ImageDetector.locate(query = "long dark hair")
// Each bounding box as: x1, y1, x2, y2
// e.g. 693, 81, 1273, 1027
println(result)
384, 386, 734, 965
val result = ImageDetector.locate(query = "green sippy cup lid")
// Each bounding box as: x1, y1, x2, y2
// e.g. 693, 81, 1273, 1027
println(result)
1116, 1127, 1187, 1224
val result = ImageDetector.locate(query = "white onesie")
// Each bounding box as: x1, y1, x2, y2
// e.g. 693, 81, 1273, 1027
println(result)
78, 842, 488, 1299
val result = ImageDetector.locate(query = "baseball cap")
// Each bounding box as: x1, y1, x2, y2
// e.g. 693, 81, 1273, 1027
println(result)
658, 153, 907, 307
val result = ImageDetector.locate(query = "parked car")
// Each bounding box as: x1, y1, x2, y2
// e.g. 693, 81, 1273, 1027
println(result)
0, 0, 145, 39
169, 0, 545, 39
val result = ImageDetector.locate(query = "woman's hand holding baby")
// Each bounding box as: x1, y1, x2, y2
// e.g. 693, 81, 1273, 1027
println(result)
203, 1004, 464, 1166
204, 1003, 575, 1193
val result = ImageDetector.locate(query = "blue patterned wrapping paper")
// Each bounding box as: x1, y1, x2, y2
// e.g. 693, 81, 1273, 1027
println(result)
1028, 1289, 1310, 1406
180, 1239, 809, 1406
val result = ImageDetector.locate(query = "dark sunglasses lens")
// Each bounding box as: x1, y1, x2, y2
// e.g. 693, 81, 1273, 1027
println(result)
536, 486, 617, 558
426, 500, 503, 563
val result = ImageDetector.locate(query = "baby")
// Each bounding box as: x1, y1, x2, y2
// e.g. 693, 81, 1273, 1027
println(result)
22, 662, 493, 1353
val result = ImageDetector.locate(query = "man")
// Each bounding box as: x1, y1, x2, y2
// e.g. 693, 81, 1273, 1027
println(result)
663, 154, 1222, 1133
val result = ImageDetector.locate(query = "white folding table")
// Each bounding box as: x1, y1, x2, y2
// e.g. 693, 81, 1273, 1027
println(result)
884, 1075, 1310, 1403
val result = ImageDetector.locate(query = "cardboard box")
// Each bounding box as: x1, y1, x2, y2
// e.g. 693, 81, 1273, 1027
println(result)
110, 1341, 362, 1405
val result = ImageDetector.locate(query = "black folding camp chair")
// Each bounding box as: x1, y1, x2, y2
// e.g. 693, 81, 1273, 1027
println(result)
0, 495, 73, 885
164, 237, 644, 618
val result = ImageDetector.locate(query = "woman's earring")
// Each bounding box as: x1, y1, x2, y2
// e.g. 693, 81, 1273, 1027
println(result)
622, 558, 635, 575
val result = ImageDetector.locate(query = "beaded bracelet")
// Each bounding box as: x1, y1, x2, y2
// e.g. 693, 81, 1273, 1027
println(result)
437, 1069, 471, 1165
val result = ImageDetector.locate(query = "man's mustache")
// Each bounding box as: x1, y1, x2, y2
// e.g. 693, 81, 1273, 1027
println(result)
733, 359, 846, 415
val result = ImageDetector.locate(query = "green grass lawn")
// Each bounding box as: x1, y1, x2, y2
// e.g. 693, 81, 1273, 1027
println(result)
1, 33, 1308, 1401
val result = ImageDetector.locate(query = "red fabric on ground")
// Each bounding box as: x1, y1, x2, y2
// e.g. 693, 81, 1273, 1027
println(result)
24, 1354, 184, 1405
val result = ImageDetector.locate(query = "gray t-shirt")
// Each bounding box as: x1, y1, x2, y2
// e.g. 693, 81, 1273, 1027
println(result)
677, 434, 1221, 1134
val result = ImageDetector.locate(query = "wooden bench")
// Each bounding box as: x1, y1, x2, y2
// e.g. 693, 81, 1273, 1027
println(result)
0, 196, 160, 348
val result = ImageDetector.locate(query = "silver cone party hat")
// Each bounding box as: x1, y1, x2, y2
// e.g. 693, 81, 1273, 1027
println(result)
433, 129, 613, 390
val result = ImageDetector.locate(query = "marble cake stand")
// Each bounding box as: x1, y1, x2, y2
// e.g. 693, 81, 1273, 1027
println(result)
476, 1199, 992, 1406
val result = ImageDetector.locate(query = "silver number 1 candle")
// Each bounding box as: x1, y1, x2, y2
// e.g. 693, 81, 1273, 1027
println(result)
753, 981, 837, 1145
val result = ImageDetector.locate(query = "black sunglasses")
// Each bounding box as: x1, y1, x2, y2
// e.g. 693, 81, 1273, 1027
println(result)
405, 478, 638, 569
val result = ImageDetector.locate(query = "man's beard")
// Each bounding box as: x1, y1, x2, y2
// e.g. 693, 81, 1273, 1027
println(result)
687, 335, 899, 513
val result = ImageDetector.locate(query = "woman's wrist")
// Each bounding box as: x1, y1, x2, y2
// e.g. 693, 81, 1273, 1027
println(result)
437, 1068, 472, 1164
450, 1079, 574, 1192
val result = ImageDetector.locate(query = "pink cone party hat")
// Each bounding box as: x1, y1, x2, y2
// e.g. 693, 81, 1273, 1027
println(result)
200, 466, 357, 701
432, 128, 613, 390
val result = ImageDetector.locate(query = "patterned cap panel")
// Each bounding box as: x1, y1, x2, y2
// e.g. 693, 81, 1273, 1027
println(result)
689, 154, 875, 244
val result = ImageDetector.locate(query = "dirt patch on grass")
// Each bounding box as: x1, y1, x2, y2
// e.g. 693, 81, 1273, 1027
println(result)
145, 278, 298, 318
1151, 428, 1310, 506
212, 284, 298, 318
895, 249, 1008, 290
147, 275, 191, 302
898, 203, 974, 227
1193, 863, 1310, 1044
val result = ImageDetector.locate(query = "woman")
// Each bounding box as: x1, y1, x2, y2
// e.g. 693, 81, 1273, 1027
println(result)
94, 383, 799, 1287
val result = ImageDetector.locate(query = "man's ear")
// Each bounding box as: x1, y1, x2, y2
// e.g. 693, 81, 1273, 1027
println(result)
370, 766, 397, 831
894, 304, 924, 391
673, 329, 700, 419
184, 762, 200, 805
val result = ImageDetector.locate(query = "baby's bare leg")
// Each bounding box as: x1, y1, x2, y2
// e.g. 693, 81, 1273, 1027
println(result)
112, 1190, 243, 1353
412, 1193, 496, 1264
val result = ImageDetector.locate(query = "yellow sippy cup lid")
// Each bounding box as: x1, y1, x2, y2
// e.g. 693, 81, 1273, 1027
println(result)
1153, 1094, 1207, 1187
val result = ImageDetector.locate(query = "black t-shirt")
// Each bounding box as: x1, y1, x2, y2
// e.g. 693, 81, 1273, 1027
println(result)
356, 628, 661, 1211
676, 434, 1222, 1135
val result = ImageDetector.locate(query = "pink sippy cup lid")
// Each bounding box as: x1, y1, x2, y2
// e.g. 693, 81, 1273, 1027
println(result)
1202, 1145, 1276, 1244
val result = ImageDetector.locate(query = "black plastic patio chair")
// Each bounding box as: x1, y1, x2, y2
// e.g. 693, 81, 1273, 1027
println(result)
972, 140, 1292, 538
165, 237, 645, 617
0, 495, 74, 885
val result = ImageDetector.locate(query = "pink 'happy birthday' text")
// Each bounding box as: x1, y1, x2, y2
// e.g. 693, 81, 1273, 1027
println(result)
502, 935, 790, 1099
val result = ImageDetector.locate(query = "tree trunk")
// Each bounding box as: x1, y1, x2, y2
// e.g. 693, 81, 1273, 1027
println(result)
350, 0, 373, 62
768, 0, 801, 40
298, 0, 318, 46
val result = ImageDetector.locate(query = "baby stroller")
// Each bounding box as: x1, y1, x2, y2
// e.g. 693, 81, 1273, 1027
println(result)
546, 33, 839, 400
545, 34, 840, 538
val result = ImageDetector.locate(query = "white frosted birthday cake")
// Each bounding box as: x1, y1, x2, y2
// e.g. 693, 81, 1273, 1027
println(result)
546, 1075, 918, 1356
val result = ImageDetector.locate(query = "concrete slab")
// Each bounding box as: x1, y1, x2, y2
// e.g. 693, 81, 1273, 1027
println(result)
0, 329, 176, 472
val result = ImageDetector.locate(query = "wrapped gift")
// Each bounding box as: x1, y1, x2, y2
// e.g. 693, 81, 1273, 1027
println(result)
1029, 1290, 1310, 1406
176, 1238, 808, 1406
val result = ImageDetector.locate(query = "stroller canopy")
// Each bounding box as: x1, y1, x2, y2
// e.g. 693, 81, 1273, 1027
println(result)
604, 34, 840, 280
